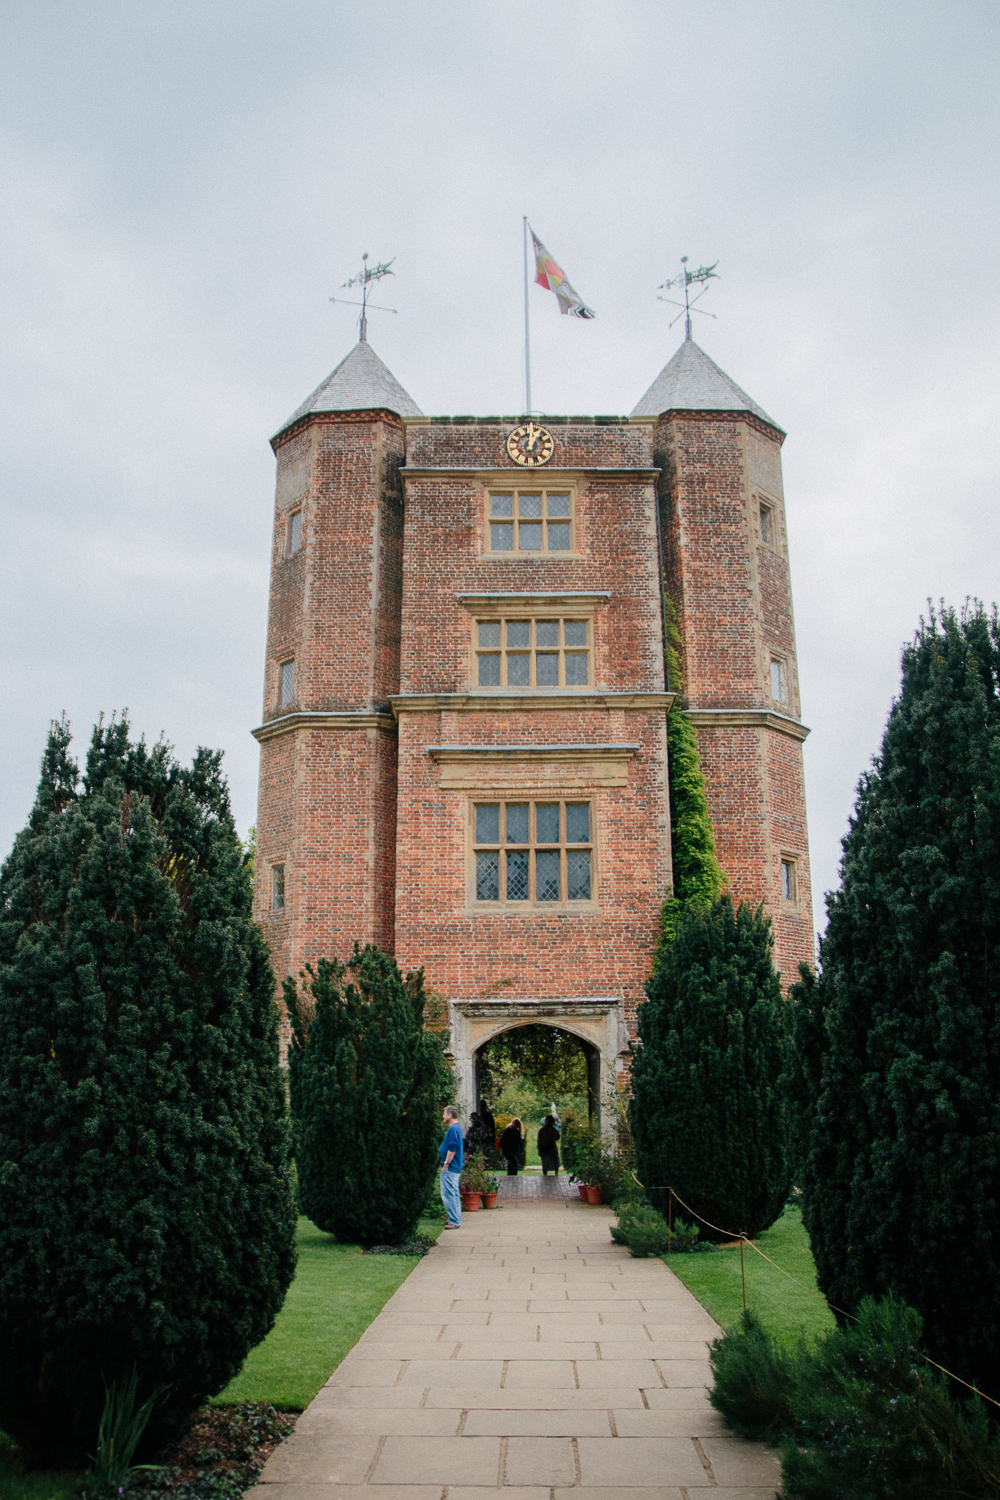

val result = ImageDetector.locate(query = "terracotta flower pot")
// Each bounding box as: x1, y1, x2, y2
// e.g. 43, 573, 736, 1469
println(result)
585, 1185, 603, 1205
578, 1184, 589, 1200
460, 1191, 482, 1211
481, 1191, 498, 1209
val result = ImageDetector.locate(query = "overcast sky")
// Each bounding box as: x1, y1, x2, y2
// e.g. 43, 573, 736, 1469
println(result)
1, 0, 998, 937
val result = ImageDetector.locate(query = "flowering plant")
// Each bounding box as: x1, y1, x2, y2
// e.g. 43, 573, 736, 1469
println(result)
460, 1149, 489, 1195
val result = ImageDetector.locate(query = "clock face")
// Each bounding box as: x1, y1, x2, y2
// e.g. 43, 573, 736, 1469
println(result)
506, 422, 555, 469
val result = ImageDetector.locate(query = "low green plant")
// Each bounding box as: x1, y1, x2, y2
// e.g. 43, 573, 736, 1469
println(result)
706, 1308, 794, 1440
709, 1297, 1000, 1498
88, 1373, 165, 1489
620, 1204, 670, 1257
611, 1202, 701, 1257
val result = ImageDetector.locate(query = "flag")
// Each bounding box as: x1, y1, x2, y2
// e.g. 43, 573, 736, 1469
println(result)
530, 228, 596, 319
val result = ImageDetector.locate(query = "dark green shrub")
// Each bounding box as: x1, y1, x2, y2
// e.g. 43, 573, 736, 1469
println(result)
708, 1307, 794, 1440
709, 1297, 1000, 1499
286, 947, 446, 1245
780, 962, 824, 1185
804, 605, 1000, 1399
631, 896, 789, 1239
0, 717, 296, 1464
619, 1204, 670, 1257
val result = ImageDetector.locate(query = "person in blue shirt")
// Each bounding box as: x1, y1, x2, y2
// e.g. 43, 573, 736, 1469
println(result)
439, 1105, 464, 1228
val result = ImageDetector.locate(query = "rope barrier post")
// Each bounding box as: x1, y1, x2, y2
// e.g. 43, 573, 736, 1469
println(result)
739, 1233, 746, 1311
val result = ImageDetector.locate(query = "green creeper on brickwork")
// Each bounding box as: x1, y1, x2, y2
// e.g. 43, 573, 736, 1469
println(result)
658, 595, 726, 960
0, 715, 297, 1465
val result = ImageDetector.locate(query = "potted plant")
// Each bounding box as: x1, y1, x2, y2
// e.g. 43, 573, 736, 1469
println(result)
481, 1170, 500, 1209
460, 1149, 488, 1211
572, 1168, 592, 1201
585, 1181, 604, 1205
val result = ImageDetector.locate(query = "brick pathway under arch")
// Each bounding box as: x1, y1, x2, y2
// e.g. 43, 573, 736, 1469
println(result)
257, 1199, 780, 1499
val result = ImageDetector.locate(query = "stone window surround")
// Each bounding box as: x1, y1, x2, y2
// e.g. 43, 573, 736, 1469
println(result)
457, 592, 609, 694
769, 652, 789, 707
756, 491, 780, 549
779, 852, 801, 905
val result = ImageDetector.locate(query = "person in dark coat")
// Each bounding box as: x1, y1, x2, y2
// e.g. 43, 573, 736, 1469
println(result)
466, 1112, 493, 1158
498, 1118, 524, 1176
537, 1115, 561, 1177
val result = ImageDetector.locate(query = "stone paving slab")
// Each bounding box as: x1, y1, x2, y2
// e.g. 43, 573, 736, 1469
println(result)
255, 1200, 780, 1498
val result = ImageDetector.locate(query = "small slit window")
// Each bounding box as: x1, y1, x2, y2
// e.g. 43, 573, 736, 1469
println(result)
759, 501, 774, 546
271, 864, 285, 910
780, 858, 796, 903
286, 510, 302, 556
769, 656, 787, 704
279, 659, 295, 706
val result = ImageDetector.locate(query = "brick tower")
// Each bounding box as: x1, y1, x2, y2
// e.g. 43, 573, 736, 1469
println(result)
252, 331, 813, 1093
632, 336, 813, 978
252, 339, 421, 991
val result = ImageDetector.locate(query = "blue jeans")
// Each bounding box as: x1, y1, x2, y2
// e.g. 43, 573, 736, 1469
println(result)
440, 1168, 461, 1225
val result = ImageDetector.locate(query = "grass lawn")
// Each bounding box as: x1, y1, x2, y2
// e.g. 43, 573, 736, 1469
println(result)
215, 1213, 444, 1409
0, 1437, 78, 1500
665, 1203, 835, 1348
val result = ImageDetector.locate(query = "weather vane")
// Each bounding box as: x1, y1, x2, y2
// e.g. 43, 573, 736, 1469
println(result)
657, 257, 719, 339
329, 252, 397, 342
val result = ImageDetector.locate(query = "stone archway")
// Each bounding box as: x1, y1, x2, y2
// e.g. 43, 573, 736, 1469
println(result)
473, 1023, 600, 1126
447, 997, 627, 1134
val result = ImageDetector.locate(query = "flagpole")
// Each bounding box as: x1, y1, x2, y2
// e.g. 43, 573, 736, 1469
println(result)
522, 216, 532, 414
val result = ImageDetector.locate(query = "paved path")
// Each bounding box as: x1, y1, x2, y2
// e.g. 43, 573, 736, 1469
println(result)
258, 1199, 780, 1500
497, 1173, 576, 1202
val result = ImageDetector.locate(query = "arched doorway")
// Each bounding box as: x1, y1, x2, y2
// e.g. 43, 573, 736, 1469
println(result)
473, 1022, 601, 1127
447, 997, 627, 1134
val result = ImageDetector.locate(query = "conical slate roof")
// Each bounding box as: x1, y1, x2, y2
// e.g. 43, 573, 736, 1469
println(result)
630, 337, 782, 431
273, 339, 423, 441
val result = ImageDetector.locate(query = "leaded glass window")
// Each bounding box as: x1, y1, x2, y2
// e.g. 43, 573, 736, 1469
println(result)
486, 490, 574, 553
471, 799, 594, 906
475, 617, 590, 688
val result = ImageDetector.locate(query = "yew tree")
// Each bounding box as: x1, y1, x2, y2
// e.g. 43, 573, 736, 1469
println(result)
0, 717, 296, 1462
631, 895, 789, 1238
803, 604, 1000, 1397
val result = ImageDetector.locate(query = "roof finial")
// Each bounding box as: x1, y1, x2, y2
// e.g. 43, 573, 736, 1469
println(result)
657, 256, 719, 340
330, 252, 398, 343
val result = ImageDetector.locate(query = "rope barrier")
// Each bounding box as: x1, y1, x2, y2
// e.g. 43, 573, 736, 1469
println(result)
628, 1172, 1000, 1413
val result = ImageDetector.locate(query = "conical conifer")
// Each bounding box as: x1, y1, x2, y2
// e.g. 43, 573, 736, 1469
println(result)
631, 896, 789, 1238
803, 604, 1000, 1396
287, 946, 448, 1245
0, 717, 296, 1462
